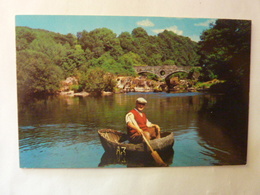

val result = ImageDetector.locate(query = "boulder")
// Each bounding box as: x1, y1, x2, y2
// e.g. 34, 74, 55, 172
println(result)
74, 92, 90, 97
102, 91, 113, 96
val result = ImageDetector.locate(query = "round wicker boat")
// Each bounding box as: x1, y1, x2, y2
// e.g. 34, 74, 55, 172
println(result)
98, 129, 174, 153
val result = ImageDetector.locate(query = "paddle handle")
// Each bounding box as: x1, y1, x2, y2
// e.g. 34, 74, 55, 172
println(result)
129, 117, 167, 167
139, 131, 154, 152
129, 117, 155, 152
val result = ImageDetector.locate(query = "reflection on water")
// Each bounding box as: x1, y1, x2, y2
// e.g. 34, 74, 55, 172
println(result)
99, 149, 174, 168
19, 124, 99, 152
18, 92, 248, 168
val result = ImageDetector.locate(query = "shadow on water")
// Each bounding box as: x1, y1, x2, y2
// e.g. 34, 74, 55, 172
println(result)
98, 148, 174, 168
197, 93, 248, 165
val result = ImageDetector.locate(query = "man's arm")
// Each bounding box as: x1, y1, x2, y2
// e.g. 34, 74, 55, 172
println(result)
127, 122, 143, 134
146, 119, 161, 134
146, 120, 160, 129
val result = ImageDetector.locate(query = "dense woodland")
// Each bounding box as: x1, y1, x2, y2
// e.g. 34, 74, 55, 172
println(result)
16, 19, 251, 98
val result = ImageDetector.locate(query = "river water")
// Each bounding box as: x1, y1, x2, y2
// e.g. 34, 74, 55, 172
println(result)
18, 92, 248, 168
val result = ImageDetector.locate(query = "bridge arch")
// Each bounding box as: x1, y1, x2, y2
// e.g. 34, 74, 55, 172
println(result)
164, 70, 192, 80
138, 71, 157, 76
134, 65, 198, 80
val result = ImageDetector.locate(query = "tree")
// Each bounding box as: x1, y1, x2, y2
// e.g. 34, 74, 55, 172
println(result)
88, 53, 135, 76
77, 30, 93, 51
78, 28, 123, 59
158, 30, 199, 66
16, 26, 202, 97
79, 67, 116, 94
118, 32, 135, 53
28, 38, 68, 62
54, 33, 76, 47
17, 50, 63, 97
162, 59, 176, 65
119, 52, 144, 67
132, 27, 149, 38
199, 19, 251, 87
198, 19, 251, 106
58, 45, 87, 77
131, 27, 149, 61
131, 28, 163, 66
16, 27, 36, 51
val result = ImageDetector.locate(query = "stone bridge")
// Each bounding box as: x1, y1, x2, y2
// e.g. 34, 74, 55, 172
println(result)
134, 65, 198, 79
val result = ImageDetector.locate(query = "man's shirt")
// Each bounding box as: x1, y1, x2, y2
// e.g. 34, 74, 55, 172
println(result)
125, 108, 152, 127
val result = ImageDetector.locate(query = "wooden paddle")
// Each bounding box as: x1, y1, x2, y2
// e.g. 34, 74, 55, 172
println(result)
130, 118, 167, 167
139, 131, 167, 167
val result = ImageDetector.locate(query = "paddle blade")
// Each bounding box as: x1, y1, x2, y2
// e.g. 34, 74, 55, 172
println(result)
151, 151, 168, 167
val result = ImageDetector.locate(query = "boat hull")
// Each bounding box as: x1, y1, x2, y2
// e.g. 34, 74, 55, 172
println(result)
98, 129, 174, 153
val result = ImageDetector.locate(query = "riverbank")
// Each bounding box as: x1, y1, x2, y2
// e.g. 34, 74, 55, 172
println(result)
59, 76, 223, 97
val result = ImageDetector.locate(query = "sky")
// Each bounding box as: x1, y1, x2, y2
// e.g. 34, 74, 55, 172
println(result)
16, 15, 216, 42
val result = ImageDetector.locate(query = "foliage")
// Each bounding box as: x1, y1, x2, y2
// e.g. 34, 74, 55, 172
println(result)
198, 19, 251, 89
16, 27, 36, 51
16, 26, 201, 97
158, 30, 199, 66
58, 46, 87, 77
69, 83, 83, 92
79, 67, 116, 94
139, 72, 159, 81
77, 28, 123, 59
54, 33, 76, 47
194, 79, 224, 90
118, 32, 135, 53
162, 59, 175, 65
169, 72, 188, 79
119, 52, 144, 67
17, 50, 63, 97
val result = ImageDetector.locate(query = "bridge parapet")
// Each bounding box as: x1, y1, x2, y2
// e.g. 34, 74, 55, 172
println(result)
134, 65, 194, 79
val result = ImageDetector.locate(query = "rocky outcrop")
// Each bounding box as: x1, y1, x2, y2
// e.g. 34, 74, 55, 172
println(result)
166, 77, 196, 91
60, 77, 78, 92
59, 77, 114, 97
59, 75, 206, 97
115, 76, 164, 93
60, 90, 90, 97
102, 91, 113, 96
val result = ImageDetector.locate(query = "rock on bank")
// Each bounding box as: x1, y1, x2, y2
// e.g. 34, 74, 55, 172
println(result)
59, 76, 165, 96
115, 76, 165, 93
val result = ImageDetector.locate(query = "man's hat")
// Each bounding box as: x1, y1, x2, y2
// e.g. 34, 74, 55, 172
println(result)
136, 97, 147, 104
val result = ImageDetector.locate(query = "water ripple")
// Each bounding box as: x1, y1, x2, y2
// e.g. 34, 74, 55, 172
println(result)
19, 123, 100, 153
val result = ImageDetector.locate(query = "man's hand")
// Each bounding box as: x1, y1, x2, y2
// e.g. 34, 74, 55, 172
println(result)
136, 128, 143, 135
127, 122, 143, 135
152, 124, 160, 131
